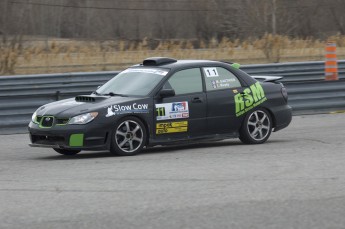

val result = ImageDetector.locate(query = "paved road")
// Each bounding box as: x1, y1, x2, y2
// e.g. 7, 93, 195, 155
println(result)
0, 113, 345, 229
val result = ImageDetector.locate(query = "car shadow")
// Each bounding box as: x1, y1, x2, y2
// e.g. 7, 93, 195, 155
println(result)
142, 140, 242, 154
34, 139, 291, 160
141, 138, 291, 155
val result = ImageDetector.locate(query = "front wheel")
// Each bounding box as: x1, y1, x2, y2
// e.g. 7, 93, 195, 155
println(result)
239, 109, 272, 144
110, 117, 147, 156
53, 148, 81, 155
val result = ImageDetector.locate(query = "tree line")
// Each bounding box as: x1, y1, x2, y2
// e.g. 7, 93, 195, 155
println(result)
0, 0, 344, 41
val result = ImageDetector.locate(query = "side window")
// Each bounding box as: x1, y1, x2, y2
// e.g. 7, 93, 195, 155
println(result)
164, 68, 203, 95
203, 67, 242, 91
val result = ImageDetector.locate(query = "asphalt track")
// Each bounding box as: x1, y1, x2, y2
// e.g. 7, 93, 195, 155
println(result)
0, 113, 345, 229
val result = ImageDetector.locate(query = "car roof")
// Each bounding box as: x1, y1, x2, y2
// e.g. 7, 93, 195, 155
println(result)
131, 57, 233, 70
129, 57, 257, 86
163, 60, 227, 69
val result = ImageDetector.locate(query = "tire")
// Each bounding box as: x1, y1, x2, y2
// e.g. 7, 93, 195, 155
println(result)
53, 148, 81, 155
110, 116, 147, 156
239, 108, 272, 144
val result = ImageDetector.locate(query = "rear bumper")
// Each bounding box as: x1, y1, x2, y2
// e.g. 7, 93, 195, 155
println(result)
272, 105, 292, 132
28, 121, 111, 151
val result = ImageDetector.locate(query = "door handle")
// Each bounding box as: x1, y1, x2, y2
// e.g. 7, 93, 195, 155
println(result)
191, 97, 203, 103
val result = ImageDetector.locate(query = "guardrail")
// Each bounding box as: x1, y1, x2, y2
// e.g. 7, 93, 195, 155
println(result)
285, 80, 345, 112
1, 61, 345, 134
243, 60, 345, 81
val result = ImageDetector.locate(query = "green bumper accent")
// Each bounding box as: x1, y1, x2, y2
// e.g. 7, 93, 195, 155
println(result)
69, 134, 84, 147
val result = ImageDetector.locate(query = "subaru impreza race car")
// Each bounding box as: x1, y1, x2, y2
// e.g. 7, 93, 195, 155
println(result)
28, 57, 292, 156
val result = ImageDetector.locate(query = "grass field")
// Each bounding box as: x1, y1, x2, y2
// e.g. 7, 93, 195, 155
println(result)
2, 34, 345, 75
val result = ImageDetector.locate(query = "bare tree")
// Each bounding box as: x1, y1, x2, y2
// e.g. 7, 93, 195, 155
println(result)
329, 0, 345, 35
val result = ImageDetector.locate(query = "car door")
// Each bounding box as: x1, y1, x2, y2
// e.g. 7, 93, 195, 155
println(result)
154, 68, 207, 139
202, 66, 244, 134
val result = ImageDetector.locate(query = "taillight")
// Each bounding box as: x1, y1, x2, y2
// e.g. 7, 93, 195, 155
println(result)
281, 86, 288, 102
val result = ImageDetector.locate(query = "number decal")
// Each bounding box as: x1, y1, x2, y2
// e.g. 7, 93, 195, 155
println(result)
204, 68, 219, 77
156, 107, 166, 117
155, 102, 189, 120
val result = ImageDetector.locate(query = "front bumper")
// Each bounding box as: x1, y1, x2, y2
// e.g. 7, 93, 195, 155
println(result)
28, 121, 111, 151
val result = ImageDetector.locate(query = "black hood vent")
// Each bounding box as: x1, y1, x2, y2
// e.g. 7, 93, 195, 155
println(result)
75, 95, 96, 102
75, 95, 109, 102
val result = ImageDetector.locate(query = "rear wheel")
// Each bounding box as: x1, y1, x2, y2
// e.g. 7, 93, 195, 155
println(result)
239, 108, 272, 144
53, 148, 81, 155
110, 117, 147, 156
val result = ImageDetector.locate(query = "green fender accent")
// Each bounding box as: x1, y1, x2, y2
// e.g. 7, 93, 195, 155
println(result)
69, 134, 84, 147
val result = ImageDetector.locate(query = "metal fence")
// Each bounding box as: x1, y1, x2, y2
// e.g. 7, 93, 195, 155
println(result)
243, 60, 345, 81
1, 61, 345, 134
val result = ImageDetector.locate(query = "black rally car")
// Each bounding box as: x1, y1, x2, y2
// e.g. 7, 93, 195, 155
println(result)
28, 57, 292, 156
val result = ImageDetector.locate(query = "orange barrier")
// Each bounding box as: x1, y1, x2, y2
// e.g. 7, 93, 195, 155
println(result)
325, 41, 338, 80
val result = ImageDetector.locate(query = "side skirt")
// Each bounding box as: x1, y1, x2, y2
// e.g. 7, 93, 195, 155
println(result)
148, 132, 239, 147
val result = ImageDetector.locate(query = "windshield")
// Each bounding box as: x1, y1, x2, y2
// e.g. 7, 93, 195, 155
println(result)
96, 68, 169, 96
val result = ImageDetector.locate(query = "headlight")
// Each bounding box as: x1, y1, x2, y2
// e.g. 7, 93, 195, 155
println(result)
68, 112, 98, 125
32, 111, 38, 124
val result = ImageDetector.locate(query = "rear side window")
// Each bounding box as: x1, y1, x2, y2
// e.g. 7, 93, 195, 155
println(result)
203, 67, 241, 91
164, 68, 203, 95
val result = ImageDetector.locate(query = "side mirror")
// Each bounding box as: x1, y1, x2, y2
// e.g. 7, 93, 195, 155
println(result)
159, 89, 175, 98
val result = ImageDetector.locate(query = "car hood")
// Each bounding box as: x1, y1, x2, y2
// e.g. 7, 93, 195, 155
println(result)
35, 95, 147, 117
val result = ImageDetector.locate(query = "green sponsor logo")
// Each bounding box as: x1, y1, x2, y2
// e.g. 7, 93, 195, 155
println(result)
156, 107, 166, 117
234, 82, 267, 117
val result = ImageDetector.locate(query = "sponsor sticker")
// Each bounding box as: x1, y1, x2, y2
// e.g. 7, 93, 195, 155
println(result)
204, 68, 219, 77
106, 103, 149, 117
156, 121, 188, 134
156, 101, 189, 120
234, 82, 267, 117
211, 78, 236, 89
122, 68, 168, 76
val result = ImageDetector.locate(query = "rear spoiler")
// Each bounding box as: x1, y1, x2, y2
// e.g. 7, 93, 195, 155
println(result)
251, 75, 283, 83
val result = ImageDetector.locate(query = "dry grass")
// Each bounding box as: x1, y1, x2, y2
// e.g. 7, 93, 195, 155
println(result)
2, 34, 345, 75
